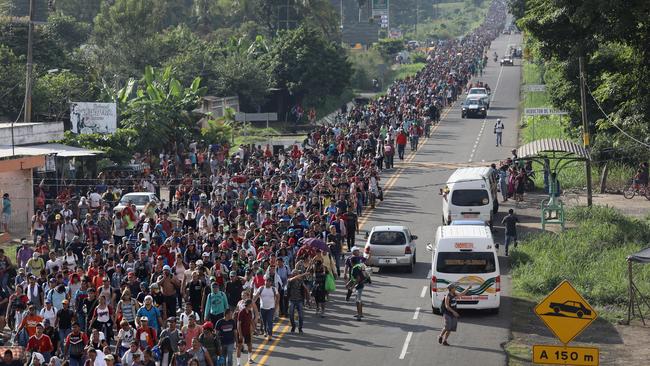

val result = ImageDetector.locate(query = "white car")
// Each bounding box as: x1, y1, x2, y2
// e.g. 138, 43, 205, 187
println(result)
467, 87, 490, 108
113, 192, 161, 214
364, 225, 418, 272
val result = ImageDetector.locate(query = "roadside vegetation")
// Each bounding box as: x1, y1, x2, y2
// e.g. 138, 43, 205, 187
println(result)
511, 206, 650, 320
512, 0, 650, 193
404, 0, 492, 41
520, 58, 634, 191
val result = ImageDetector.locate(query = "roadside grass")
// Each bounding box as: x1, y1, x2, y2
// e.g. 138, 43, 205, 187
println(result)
391, 63, 426, 81
406, 0, 490, 40
510, 206, 650, 323
520, 60, 633, 190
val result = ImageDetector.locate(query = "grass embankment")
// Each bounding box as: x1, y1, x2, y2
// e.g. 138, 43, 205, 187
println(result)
406, 0, 491, 40
511, 206, 650, 321
520, 61, 634, 190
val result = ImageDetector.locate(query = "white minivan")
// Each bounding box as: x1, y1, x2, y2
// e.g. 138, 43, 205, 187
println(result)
440, 167, 497, 227
427, 225, 500, 314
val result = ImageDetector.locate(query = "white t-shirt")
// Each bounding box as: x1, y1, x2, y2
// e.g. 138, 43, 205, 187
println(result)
40, 306, 57, 325
255, 286, 277, 310
118, 327, 136, 348
89, 193, 102, 208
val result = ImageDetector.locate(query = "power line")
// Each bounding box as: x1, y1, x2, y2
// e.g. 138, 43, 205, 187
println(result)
585, 82, 650, 150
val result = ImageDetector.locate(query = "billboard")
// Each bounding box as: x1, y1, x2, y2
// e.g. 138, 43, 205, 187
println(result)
372, 0, 389, 17
70, 102, 117, 134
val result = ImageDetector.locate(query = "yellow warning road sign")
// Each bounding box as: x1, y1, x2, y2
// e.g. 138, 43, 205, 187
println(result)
534, 280, 597, 344
533, 345, 599, 365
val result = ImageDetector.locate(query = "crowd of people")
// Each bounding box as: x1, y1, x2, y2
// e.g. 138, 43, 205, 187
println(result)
0, 2, 506, 366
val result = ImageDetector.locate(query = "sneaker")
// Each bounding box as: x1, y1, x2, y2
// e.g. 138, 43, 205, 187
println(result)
291, 326, 296, 333
438, 336, 443, 344
442, 341, 449, 346
248, 359, 256, 364
299, 329, 304, 334
345, 291, 351, 302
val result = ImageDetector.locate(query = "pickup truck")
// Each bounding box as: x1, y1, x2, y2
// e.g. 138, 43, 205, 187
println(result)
549, 300, 592, 318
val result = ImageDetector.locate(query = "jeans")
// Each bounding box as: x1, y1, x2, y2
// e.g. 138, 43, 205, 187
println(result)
0, 272, 9, 293
496, 132, 503, 146
69, 356, 84, 366
289, 301, 304, 330
261, 308, 275, 336
397, 144, 406, 159
505, 234, 516, 254
222, 343, 235, 366
278, 288, 288, 316
58, 328, 71, 354
331, 251, 341, 276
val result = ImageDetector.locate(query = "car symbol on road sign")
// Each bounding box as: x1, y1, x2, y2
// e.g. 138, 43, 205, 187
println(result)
534, 280, 598, 344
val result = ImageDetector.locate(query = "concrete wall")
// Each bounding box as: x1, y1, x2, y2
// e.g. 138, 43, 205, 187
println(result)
0, 168, 34, 235
0, 122, 64, 146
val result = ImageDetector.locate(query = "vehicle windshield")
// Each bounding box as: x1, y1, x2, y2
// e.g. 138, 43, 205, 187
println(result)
436, 252, 497, 274
451, 189, 489, 206
369, 231, 407, 245
469, 88, 487, 95
464, 98, 483, 106
120, 195, 150, 205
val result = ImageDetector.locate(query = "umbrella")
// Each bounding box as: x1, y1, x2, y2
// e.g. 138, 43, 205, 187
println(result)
303, 238, 329, 252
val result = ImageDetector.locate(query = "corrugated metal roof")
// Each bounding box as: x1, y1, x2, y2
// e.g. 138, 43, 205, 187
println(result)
0, 143, 102, 159
517, 139, 589, 160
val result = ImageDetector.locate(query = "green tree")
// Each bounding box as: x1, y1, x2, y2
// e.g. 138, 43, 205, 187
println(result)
0, 45, 24, 119
266, 25, 351, 102
376, 38, 404, 61
33, 70, 92, 121
201, 118, 233, 146
54, 0, 103, 23
119, 66, 207, 152
92, 0, 189, 78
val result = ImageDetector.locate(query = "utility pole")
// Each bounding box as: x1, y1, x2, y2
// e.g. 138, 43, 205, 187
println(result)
415, 0, 419, 38
579, 56, 593, 207
24, 0, 35, 123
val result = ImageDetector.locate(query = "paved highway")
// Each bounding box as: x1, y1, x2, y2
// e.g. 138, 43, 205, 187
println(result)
246, 31, 523, 366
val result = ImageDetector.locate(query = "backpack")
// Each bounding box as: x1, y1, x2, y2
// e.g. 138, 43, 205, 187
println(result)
352, 264, 367, 284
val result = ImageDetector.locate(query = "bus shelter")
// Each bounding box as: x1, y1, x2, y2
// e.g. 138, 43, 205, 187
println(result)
516, 138, 590, 230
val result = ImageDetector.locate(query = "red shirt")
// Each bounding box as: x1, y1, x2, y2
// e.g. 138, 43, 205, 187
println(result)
237, 309, 253, 335
396, 132, 407, 145
27, 334, 54, 353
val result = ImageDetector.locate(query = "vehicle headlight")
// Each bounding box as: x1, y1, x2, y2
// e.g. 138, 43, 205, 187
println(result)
480, 107, 486, 110
462, 107, 467, 110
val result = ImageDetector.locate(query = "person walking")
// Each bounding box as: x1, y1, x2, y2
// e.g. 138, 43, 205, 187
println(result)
286, 270, 309, 333
236, 300, 255, 366
395, 129, 407, 160
501, 209, 519, 256
494, 119, 504, 147
214, 309, 237, 366
253, 276, 279, 341
2, 193, 11, 234
438, 283, 471, 346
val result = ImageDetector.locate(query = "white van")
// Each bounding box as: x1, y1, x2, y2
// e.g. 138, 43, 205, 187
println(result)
440, 167, 497, 226
428, 225, 500, 314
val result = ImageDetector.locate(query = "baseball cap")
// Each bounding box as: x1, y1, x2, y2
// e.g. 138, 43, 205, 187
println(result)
163, 265, 171, 271
140, 316, 149, 321
202, 321, 213, 330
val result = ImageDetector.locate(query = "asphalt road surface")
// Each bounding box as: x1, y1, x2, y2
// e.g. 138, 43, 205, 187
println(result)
246, 32, 523, 366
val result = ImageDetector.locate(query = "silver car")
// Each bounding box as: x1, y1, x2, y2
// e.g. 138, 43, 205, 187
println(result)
364, 225, 417, 272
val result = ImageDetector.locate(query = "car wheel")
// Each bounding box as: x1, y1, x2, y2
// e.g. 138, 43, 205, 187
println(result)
489, 307, 500, 315
413, 250, 417, 264
553, 307, 561, 314
432, 305, 441, 315
577, 311, 584, 318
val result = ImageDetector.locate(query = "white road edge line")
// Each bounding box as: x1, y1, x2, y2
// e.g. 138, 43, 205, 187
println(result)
399, 332, 414, 360
413, 307, 421, 320
426, 269, 432, 279
420, 286, 428, 298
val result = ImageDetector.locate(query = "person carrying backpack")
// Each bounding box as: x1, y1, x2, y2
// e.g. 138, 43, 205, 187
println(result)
438, 283, 471, 346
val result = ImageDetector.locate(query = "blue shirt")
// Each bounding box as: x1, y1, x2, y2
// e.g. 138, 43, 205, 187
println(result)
2, 198, 10, 214
137, 305, 161, 330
